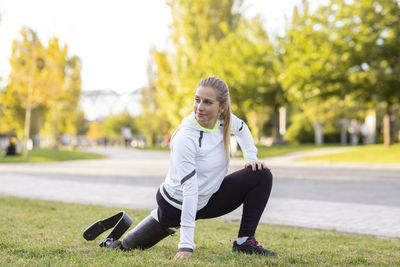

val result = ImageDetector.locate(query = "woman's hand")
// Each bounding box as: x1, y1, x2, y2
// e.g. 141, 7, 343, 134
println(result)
245, 161, 270, 171
173, 251, 192, 260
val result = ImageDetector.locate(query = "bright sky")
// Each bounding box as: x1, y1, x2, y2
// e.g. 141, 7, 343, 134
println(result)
0, 0, 325, 93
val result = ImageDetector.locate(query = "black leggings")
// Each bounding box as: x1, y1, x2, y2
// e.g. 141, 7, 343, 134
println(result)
156, 167, 273, 237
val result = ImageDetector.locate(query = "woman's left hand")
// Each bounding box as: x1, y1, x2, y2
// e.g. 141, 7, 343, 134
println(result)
173, 251, 192, 260
245, 161, 270, 171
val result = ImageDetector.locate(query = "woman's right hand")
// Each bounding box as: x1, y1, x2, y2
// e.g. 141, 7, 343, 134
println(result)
245, 161, 270, 171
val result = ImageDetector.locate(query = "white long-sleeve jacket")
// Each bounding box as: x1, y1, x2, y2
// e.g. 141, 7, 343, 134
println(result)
160, 112, 257, 252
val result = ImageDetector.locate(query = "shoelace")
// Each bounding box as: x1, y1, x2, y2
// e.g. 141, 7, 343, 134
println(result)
247, 237, 263, 248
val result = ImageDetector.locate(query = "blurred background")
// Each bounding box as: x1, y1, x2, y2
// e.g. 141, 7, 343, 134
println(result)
0, 0, 399, 157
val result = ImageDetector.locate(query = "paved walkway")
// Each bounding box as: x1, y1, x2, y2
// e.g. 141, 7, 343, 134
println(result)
1, 147, 399, 239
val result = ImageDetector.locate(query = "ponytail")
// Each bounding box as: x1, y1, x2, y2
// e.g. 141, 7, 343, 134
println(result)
221, 102, 231, 163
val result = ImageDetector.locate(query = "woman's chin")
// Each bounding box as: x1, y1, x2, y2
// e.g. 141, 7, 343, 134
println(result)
196, 116, 209, 127
196, 115, 204, 122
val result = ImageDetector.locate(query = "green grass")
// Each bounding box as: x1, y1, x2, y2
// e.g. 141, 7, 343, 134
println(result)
0, 195, 398, 266
303, 144, 400, 163
0, 148, 106, 163
135, 145, 171, 151
254, 143, 347, 158
255, 144, 323, 158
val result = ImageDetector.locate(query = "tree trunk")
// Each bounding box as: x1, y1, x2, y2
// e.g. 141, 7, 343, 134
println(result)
279, 107, 287, 142
33, 108, 41, 148
23, 52, 36, 159
383, 105, 394, 147
53, 100, 59, 157
313, 121, 324, 146
273, 106, 283, 144
339, 119, 349, 145
23, 98, 32, 159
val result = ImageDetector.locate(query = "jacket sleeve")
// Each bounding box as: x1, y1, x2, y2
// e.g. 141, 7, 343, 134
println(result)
230, 114, 258, 163
171, 135, 198, 252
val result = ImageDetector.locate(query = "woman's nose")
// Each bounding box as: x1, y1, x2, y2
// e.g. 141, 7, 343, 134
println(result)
198, 102, 204, 110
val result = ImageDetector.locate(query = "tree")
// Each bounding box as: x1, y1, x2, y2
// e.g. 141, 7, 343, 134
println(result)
152, 0, 286, 143
0, 84, 27, 136
333, 0, 400, 145
6, 28, 47, 157
136, 47, 170, 145
42, 37, 67, 155
167, 0, 242, 63
101, 112, 137, 140
281, 0, 400, 145
1, 28, 83, 155
58, 55, 83, 136
280, 2, 341, 144
197, 17, 286, 141
153, 0, 243, 134
86, 121, 103, 142
41, 39, 83, 153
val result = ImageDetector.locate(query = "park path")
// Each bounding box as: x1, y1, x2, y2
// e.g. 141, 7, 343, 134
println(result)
1, 147, 399, 239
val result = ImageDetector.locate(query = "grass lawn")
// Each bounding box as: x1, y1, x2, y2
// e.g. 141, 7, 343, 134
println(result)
256, 144, 325, 158
302, 144, 400, 163
0, 196, 398, 266
0, 148, 106, 163
135, 145, 171, 151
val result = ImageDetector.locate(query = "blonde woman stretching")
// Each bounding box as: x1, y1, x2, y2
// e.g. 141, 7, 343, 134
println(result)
108, 76, 275, 259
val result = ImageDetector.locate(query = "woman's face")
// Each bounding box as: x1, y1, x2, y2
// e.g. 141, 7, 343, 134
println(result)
193, 86, 226, 129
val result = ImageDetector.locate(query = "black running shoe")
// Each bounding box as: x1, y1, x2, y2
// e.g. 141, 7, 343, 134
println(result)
232, 236, 276, 256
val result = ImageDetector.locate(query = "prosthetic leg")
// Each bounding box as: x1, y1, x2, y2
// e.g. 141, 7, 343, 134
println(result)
121, 215, 176, 250
83, 211, 133, 247
83, 211, 176, 251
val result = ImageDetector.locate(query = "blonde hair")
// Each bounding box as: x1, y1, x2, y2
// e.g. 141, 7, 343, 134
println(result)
196, 76, 231, 162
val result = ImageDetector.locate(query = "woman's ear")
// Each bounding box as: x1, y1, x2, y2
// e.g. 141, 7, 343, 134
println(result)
219, 102, 227, 115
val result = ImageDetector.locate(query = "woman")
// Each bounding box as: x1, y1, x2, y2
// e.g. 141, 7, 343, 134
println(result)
109, 76, 275, 259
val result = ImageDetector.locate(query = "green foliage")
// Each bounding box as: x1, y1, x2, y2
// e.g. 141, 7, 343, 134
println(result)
39, 38, 83, 149
0, 28, 83, 144
0, 28, 46, 138
1, 196, 399, 266
86, 121, 102, 141
101, 112, 137, 139
0, 86, 26, 137
135, 49, 170, 146
151, 0, 245, 134
199, 17, 285, 139
168, 0, 242, 53
281, 0, 400, 145
323, 124, 341, 143
285, 113, 314, 144
7, 28, 47, 109
333, 0, 400, 105
41, 48, 83, 136
135, 0, 400, 146
150, 1, 286, 141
